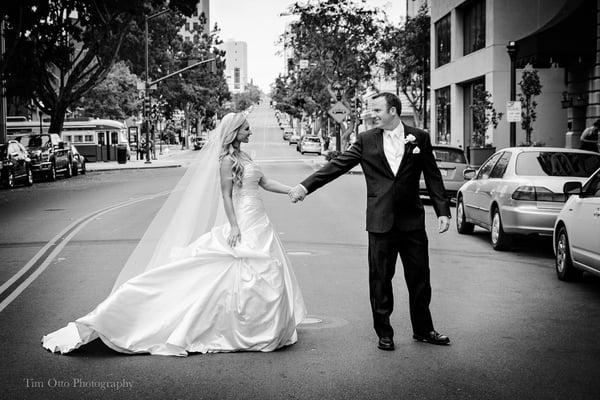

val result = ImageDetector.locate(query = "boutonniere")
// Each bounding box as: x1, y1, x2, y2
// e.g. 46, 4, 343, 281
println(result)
404, 134, 420, 154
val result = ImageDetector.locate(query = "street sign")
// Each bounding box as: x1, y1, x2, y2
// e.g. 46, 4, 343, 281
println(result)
150, 112, 158, 120
299, 59, 309, 69
506, 101, 522, 122
328, 101, 350, 123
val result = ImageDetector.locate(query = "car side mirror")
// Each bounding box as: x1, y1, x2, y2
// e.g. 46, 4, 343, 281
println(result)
563, 181, 582, 196
463, 168, 477, 180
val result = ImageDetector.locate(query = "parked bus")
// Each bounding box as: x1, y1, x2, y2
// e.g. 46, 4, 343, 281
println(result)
6, 117, 131, 162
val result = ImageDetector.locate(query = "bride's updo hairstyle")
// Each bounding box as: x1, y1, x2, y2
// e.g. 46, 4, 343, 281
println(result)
218, 112, 250, 186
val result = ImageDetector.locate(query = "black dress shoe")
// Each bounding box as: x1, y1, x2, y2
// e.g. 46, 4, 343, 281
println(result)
377, 337, 395, 351
413, 331, 450, 345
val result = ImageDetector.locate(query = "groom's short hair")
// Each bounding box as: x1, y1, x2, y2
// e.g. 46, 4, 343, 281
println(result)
373, 92, 402, 117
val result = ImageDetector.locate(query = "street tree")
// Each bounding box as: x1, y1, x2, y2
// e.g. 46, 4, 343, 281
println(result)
280, 0, 383, 149
381, 5, 430, 128
74, 61, 141, 120
518, 68, 542, 145
1, 0, 197, 133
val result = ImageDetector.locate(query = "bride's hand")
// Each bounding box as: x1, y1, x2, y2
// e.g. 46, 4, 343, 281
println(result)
228, 226, 241, 247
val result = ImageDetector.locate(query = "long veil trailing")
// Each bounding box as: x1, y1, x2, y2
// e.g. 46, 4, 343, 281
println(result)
110, 114, 243, 292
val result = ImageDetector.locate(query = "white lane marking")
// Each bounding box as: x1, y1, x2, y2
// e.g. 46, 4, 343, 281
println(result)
0, 191, 169, 314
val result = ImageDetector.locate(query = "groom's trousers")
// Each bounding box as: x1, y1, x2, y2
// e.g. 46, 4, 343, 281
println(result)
368, 226, 434, 339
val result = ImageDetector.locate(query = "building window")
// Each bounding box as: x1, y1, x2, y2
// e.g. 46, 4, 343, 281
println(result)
463, 0, 485, 55
435, 14, 451, 67
435, 87, 451, 144
234, 67, 240, 89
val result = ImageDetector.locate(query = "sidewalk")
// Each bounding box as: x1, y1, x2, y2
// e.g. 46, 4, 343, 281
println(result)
86, 145, 195, 172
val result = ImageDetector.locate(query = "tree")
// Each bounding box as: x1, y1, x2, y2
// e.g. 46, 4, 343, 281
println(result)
232, 82, 262, 111
469, 84, 503, 147
381, 5, 430, 128
2, 0, 197, 133
518, 68, 542, 145
74, 61, 141, 119
279, 0, 383, 149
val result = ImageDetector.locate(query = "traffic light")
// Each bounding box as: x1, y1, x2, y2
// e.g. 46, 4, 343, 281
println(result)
144, 97, 151, 115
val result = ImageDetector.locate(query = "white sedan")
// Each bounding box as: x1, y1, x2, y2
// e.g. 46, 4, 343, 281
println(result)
553, 168, 600, 281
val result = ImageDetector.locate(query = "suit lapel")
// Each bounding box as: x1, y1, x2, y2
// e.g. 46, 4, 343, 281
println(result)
374, 128, 396, 178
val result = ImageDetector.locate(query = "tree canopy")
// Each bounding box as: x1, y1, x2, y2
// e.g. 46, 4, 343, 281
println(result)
1, 0, 197, 133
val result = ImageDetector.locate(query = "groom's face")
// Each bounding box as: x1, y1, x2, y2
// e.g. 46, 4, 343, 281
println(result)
371, 97, 396, 130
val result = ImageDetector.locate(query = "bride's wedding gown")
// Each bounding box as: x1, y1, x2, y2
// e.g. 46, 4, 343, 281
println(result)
42, 161, 306, 356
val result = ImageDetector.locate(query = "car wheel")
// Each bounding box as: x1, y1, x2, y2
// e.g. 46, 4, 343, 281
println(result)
491, 208, 511, 251
64, 160, 72, 178
555, 226, 582, 281
81, 161, 86, 175
25, 167, 33, 186
456, 197, 474, 234
48, 164, 57, 181
72, 161, 78, 176
4, 170, 15, 188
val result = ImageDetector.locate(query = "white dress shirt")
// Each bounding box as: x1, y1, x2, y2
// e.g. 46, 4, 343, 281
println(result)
383, 123, 405, 175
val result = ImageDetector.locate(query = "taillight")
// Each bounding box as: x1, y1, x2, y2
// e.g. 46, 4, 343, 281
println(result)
512, 186, 566, 202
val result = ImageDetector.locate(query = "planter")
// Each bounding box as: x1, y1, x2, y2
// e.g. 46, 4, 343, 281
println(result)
468, 146, 496, 167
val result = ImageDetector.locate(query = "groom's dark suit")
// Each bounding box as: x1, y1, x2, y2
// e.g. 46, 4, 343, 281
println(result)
301, 124, 451, 338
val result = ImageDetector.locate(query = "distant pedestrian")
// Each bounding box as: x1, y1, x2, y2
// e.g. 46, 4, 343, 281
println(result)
580, 119, 600, 152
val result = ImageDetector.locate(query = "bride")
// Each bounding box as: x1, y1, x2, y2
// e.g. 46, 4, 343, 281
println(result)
42, 112, 306, 356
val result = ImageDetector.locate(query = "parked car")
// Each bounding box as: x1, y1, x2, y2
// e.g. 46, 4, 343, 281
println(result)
283, 127, 294, 141
10, 133, 73, 181
553, 168, 600, 281
0, 140, 34, 188
298, 136, 322, 155
288, 131, 301, 145
456, 147, 600, 251
193, 136, 207, 150
69, 144, 86, 175
419, 145, 469, 200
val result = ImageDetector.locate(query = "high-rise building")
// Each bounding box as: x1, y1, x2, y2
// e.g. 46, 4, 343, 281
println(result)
221, 40, 248, 93
430, 0, 596, 158
178, 0, 210, 43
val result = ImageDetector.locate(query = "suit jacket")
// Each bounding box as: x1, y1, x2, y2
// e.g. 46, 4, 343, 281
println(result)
301, 123, 451, 233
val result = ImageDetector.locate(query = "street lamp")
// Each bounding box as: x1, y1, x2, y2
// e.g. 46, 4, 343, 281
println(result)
144, 9, 170, 164
507, 41, 518, 147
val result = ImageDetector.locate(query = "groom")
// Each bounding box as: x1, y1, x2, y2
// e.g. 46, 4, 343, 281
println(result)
289, 92, 451, 350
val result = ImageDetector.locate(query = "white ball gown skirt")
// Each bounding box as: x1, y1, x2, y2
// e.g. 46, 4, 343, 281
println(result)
42, 181, 307, 356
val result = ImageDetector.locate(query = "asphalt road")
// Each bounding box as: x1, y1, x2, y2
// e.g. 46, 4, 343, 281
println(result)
1, 103, 599, 400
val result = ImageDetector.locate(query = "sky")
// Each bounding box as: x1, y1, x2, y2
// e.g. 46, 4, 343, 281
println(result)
210, 0, 406, 93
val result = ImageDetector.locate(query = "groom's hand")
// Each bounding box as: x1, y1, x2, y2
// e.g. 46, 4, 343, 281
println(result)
438, 216, 450, 233
288, 184, 308, 203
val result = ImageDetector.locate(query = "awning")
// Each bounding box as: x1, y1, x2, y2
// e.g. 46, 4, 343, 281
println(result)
514, 0, 596, 68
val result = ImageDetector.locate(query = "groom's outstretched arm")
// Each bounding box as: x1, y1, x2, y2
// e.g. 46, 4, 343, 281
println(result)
300, 134, 363, 195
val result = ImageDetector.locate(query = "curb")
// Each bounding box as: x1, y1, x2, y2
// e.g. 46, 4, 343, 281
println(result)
87, 164, 182, 172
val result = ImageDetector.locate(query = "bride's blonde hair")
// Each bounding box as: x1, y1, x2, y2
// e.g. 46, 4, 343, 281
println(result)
218, 112, 251, 186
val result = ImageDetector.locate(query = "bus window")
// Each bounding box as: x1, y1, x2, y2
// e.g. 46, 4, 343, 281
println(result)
110, 131, 119, 145
85, 134, 94, 142
74, 135, 84, 143
64, 135, 73, 143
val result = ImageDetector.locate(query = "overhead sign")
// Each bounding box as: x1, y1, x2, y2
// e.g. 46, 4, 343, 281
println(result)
328, 101, 350, 123
299, 59, 309, 69
506, 101, 522, 122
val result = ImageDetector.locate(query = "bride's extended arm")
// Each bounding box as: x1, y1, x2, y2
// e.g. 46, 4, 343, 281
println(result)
259, 176, 291, 194
220, 157, 241, 247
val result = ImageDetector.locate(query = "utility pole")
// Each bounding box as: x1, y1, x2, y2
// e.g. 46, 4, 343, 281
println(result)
507, 41, 518, 147
0, 17, 7, 144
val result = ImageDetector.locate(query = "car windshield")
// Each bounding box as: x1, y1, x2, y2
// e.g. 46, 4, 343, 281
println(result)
304, 138, 320, 143
433, 148, 466, 163
22, 135, 50, 149
516, 151, 600, 177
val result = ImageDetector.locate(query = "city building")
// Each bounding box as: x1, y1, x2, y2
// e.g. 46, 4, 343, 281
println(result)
430, 0, 598, 159
221, 40, 248, 93
407, 0, 429, 17
178, 0, 210, 42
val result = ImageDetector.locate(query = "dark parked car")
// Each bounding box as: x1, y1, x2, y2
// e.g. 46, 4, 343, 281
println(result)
0, 140, 34, 188
69, 144, 86, 175
10, 133, 73, 181
193, 136, 207, 150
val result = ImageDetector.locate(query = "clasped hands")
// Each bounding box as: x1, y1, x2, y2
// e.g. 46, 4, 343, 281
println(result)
288, 184, 307, 203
